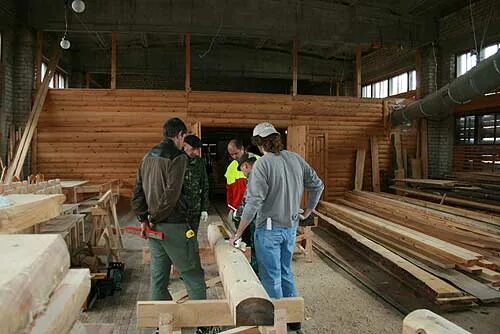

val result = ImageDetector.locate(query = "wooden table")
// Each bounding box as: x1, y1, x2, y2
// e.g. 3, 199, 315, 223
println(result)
61, 180, 89, 203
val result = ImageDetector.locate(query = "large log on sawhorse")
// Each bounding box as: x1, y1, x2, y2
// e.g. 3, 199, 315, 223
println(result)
136, 298, 304, 328
208, 223, 274, 326
402, 309, 471, 334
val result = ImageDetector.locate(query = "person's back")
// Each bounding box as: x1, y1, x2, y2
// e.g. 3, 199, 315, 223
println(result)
133, 138, 188, 224
243, 150, 323, 229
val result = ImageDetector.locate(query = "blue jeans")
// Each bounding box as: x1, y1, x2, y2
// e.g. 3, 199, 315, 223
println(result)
254, 224, 298, 299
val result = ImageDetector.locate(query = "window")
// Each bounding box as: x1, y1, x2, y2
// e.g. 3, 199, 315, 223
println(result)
41, 61, 67, 89
456, 42, 500, 77
362, 69, 416, 98
362, 85, 371, 98
456, 113, 500, 145
456, 116, 476, 144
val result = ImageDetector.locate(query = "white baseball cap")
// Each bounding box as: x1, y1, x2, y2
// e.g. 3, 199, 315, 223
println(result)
253, 122, 279, 137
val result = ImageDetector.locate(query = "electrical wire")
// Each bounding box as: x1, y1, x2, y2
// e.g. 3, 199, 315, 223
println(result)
199, 15, 224, 59
479, 0, 494, 52
72, 11, 107, 50
469, 0, 479, 55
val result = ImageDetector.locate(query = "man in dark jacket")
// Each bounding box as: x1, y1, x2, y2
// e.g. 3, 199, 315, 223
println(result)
131, 118, 206, 304
183, 135, 209, 233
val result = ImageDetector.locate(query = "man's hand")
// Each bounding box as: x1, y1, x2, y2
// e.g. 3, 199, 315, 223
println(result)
299, 208, 313, 221
229, 232, 240, 246
140, 221, 152, 239
200, 211, 209, 223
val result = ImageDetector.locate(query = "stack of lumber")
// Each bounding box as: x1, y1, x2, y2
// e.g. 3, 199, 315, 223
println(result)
316, 191, 500, 308
0, 234, 90, 334
392, 176, 500, 214
0, 179, 62, 195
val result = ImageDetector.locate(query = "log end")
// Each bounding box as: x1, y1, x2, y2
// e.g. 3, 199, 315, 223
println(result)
236, 298, 274, 326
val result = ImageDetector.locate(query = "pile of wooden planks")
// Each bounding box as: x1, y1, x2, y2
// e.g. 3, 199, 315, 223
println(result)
392, 176, 500, 214
0, 235, 90, 334
315, 191, 500, 308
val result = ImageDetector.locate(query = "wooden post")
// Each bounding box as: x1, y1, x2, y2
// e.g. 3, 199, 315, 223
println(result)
207, 224, 274, 326
416, 49, 422, 99
111, 32, 117, 89
370, 136, 381, 192
185, 32, 191, 93
85, 72, 91, 88
355, 46, 362, 98
292, 39, 299, 96
354, 149, 366, 191
35, 32, 43, 90
336, 81, 340, 96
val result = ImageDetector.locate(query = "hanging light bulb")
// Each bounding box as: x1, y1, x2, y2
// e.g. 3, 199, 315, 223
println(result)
60, 37, 71, 49
71, 0, 85, 13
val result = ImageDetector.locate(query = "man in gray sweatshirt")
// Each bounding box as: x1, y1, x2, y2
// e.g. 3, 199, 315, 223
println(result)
229, 122, 324, 331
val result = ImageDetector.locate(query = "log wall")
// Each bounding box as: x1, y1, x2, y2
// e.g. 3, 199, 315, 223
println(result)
37, 89, 393, 200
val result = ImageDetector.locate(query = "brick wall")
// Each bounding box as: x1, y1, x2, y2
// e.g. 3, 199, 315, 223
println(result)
361, 47, 416, 85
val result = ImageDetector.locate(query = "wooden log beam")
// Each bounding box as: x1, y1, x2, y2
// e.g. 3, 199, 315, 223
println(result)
0, 194, 65, 233
402, 309, 471, 334
0, 235, 70, 333
30, 269, 91, 334
207, 224, 274, 326
136, 298, 304, 328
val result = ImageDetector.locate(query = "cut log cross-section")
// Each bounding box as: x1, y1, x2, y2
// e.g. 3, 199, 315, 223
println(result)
207, 223, 274, 326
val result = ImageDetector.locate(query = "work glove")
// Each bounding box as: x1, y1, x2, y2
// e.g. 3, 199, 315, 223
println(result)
200, 211, 209, 223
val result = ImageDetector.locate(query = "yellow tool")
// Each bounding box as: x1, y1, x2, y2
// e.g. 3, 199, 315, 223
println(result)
185, 229, 195, 239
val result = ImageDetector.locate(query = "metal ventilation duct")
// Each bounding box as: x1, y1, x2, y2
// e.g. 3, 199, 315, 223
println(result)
390, 50, 500, 127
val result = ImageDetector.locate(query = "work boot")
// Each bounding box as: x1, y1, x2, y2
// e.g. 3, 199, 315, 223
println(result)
288, 322, 302, 331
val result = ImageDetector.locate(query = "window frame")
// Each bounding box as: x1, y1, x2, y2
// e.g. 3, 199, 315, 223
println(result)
455, 112, 500, 145
362, 69, 416, 98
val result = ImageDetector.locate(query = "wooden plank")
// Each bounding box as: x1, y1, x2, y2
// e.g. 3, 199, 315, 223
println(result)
30, 269, 91, 334
391, 185, 500, 214
0, 194, 65, 233
111, 32, 117, 89
137, 297, 304, 328
60, 180, 90, 188
410, 159, 422, 179
392, 131, 404, 172
318, 201, 483, 266
354, 149, 366, 191
185, 32, 191, 93
393, 249, 500, 303
292, 39, 298, 96
313, 210, 464, 298
370, 136, 380, 192
6, 47, 61, 181
0, 235, 70, 333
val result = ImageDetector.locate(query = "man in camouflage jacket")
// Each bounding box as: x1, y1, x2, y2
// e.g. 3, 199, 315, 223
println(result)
183, 135, 209, 233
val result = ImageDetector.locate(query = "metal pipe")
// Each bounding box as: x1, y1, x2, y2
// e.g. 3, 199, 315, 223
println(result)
390, 50, 500, 127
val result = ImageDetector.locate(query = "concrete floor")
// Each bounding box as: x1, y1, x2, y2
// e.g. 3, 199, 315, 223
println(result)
82, 207, 500, 334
